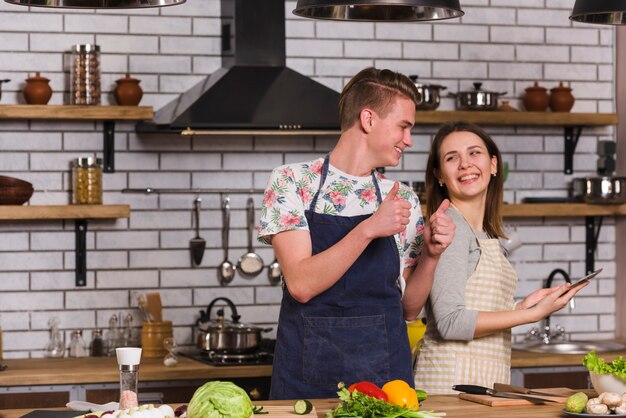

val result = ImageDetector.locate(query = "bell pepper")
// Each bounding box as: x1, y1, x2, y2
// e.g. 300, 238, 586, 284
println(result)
347, 381, 389, 401
381, 380, 419, 411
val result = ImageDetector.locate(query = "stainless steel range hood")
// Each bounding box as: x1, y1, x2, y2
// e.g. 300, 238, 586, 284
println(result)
139, 0, 340, 134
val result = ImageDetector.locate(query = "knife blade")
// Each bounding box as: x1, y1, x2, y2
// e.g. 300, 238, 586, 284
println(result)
452, 384, 558, 403
493, 383, 568, 398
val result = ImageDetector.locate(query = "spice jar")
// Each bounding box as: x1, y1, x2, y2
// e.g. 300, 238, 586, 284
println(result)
71, 44, 101, 105
116, 347, 142, 410
549, 81, 575, 112
69, 330, 88, 358
72, 157, 103, 205
23, 72, 53, 105
522, 82, 549, 112
90, 328, 105, 357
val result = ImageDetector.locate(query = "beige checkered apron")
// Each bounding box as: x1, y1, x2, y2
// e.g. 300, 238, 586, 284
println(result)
414, 235, 517, 394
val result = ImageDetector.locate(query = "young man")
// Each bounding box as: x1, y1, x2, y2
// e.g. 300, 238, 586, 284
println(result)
258, 67, 455, 400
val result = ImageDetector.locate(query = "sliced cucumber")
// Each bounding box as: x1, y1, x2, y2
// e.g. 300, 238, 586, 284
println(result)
293, 399, 313, 415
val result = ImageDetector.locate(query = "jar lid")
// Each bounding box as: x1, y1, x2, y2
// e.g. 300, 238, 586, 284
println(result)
75, 157, 103, 167
74, 44, 100, 53
25, 72, 49, 82
525, 81, 546, 91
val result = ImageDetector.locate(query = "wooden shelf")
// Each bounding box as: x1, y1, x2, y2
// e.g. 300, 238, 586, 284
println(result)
0, 105, 153, 120
412, 111, 618, 126
0, 204, 130, 221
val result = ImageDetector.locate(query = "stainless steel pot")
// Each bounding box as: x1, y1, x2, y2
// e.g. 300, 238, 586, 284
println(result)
195, 297, 272, 353
449, 82, 507, 111
572, 176, 626, 205
409, 75, 446, 111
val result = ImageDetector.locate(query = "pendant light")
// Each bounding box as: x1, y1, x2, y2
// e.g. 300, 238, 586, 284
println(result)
293, 0, 463, 22
570, 0, 626, 25
3, 0, 185, 8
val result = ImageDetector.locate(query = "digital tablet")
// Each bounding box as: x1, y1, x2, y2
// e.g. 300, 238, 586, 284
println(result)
568, 268, 602, 291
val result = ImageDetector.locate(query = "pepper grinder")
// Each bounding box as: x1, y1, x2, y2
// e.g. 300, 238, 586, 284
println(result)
116, 347, 142, 410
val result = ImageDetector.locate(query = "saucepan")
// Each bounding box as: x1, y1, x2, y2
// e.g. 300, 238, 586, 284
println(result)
409, 75, 446, 110
572, 176, 626, 204
449, 82, 507, 111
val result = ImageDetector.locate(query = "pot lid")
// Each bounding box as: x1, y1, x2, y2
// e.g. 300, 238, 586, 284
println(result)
116, 73, 141, 83
26, 72, 49, 82
409, 75, 446, 89
525, 81, 547, 91
459, 82, 506, 95
551, 81, 572, 92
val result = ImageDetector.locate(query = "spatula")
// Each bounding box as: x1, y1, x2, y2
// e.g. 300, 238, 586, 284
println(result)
146, 292, 163, 322
190, 197, 206, 267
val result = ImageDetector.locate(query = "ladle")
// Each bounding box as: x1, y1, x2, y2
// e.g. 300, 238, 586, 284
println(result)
219, 197, 236, 285
237, 197, 264, 277
268, 257, 282, 285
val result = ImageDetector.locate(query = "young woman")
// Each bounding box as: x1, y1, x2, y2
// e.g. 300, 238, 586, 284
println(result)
414, 121, 586, 394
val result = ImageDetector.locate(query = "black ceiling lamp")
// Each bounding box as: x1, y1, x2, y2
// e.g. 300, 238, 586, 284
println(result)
570, 0, 626, 25
3, 0, 185, 8
293, 0, 463, 22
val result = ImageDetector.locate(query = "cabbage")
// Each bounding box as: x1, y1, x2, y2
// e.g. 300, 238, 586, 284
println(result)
187, 381, 254, 418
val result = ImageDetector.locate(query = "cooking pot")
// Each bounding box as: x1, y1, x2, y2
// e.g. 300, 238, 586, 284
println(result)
572, 176, 626, 205
195, 297, 272, 353
409, 75, 446, 110
449, 82, 507, 111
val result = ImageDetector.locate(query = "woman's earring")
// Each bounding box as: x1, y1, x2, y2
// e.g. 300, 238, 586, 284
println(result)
438, 181, 444, 187
492, 172, 497, 177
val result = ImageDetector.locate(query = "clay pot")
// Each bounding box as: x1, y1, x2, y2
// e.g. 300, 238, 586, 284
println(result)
522, 82, 549, 112
549, 82, 575, 113
114, 73, 143, 106
23, 72, 53, 105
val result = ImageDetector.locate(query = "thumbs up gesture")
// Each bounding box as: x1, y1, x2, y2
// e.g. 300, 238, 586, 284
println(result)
424, 199, 455, 257
368, 182, 412, 238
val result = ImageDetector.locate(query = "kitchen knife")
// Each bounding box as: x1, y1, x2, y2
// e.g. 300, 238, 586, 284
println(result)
493, 383, 568, 398
453, 384, 558, 403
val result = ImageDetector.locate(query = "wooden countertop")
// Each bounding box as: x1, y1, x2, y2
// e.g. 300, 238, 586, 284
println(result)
0, 356, 272, 386
511, 343, 626, 368
0, 397, 574, 418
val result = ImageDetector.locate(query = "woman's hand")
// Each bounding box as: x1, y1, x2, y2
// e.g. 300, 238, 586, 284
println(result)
423, 199, 455, 258
527, 282, 589, 322
517, 286, 562, 310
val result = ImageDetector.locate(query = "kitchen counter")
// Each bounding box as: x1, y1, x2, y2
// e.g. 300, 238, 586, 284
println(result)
0, 397, 575, 418
511, 342, 626, 368
0, 357, 272, 387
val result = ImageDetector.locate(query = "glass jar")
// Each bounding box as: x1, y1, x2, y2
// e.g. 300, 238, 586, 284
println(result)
71, 44, 101, 105
69, 330, 88, 358
72, 157, 103, 204
90, 328, 105, 357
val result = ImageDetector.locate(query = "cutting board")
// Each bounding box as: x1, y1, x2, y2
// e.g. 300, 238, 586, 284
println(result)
458, 387, 578, 406
255, 405, 317, 417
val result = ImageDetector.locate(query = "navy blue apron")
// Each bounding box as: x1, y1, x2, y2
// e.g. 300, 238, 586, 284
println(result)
269, 155, 413, 400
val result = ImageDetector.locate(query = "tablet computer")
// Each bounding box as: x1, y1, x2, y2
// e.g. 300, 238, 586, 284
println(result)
568, 268, 602, 291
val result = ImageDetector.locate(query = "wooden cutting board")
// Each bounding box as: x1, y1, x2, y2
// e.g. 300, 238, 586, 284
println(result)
254, 405, 317, 417
458, 387, 579, 406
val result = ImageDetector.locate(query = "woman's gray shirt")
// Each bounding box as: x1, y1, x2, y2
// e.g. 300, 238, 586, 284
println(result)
425, 207, 487, 341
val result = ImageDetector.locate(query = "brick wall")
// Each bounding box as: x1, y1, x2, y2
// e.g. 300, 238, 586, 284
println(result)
0, 0, 617, 358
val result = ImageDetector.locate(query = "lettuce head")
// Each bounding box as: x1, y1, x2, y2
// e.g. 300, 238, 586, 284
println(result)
187, 381, 254, 418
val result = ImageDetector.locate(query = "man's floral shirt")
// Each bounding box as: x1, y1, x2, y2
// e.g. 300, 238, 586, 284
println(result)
258, 158, 425, 271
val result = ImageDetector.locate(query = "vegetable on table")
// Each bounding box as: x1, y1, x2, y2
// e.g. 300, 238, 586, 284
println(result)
294, 400, 313, 415
565, 392, 588, 413
382, 380, 419, 411
326, 384, 445, 418
583, 351, 626, 379
187, 381, 254, 418
348, 381, 389, 401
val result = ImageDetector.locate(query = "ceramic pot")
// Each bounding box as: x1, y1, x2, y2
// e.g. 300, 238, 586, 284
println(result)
522, 81, 549, 112
549, 81, 575, 112
114, 73, 143, 106
23, 72, 52, 105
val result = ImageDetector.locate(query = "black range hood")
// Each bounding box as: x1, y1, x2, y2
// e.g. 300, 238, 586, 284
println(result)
139, 0, 340, 133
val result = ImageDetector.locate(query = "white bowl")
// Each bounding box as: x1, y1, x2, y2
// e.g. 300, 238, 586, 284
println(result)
590, 371, 626, 394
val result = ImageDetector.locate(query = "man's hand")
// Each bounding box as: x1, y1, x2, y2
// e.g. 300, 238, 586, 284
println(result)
366, 182, 412, 238
424, 199, 455, 258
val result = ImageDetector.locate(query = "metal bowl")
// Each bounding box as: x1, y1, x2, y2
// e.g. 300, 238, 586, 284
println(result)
572, 176, 626, 204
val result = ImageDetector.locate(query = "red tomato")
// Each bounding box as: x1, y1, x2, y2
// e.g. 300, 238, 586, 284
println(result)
348, 381, 389, 401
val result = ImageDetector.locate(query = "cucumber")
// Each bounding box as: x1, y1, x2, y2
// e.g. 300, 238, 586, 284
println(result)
293, 400, 313, 415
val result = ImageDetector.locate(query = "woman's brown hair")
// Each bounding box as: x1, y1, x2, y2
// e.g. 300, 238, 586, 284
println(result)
425, 121, 505, 239
338, 67, 419, 131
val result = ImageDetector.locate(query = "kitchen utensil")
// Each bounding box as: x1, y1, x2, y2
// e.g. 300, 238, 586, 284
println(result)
0, 175, 34, 205
190, 197, 206, 267
572, 176, 626, 204
268, 257, 282, 285
409, 75, 445, 110
23, 72, 53, 105
141, 320, 172, 358
493, 383, 568, 398
195, 297, 272, 353
146, 292, 163, 322
137, 294, 153, 322
449, 82, 507, 111
453, 384, 558, 403
219, 197, 236, 285
238, 197, 264, 277
114, 73, 143, 106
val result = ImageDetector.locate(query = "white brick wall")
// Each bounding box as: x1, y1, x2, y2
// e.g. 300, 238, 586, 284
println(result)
0, 0, 618, 357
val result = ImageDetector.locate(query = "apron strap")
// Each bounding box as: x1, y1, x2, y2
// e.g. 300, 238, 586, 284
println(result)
309, 154, 383, 211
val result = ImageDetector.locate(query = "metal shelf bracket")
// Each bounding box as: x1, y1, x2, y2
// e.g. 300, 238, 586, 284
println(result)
585, 216, 603, 274
564, 126, 583, 174
103, 120, 115, 173
75, 219, 88, 287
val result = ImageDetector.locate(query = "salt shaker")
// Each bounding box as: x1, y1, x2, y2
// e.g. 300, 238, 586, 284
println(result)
69, 330, 87, 358
116, 347, 142, 410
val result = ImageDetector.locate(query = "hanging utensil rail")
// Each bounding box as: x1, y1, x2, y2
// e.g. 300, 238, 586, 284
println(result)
122, 187, 265, 194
